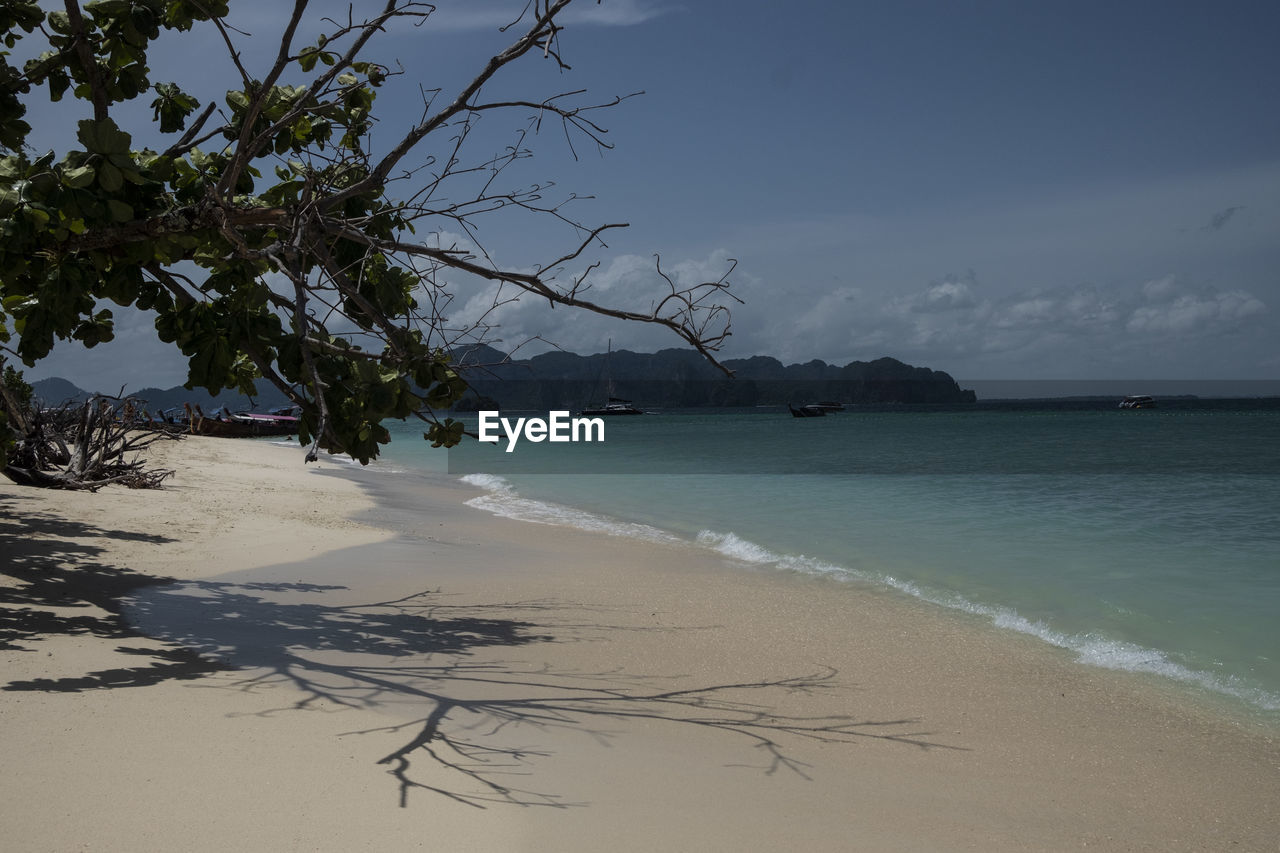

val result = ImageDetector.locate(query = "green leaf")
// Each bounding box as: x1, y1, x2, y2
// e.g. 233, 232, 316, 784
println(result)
62, 164, 96, 188
76, 118, 132, 156
120, 164, 147, 184
106, 199, 133, 221
97, 161, 123, 191
24, 206, 49, 228
48, 69, 71, 102
72, 310, 115, 347
0, 186, 21, 215
151, 82, 200, 133
426, 419, 465, 448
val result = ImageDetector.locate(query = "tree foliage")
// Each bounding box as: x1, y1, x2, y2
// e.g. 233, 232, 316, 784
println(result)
0, 358, 32, 466
0, 0, 735, 463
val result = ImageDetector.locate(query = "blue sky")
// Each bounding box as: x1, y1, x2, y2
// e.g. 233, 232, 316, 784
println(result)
18, 0, 1280, 391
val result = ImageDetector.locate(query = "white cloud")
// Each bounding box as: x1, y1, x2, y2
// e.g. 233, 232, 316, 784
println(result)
732, 269, 1271, 378
427, 1, 670, 32
916, 279, 979, 311
791, 287, 861, 335
994, 298, 1060, 329
1126, 289, 1267, 336
723, 159, 1280, 375
560, 0, 671, 27
1142, 275, 1177, 301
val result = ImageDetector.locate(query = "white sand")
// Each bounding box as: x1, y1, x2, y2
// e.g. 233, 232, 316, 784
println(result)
2, 436, 1277, 851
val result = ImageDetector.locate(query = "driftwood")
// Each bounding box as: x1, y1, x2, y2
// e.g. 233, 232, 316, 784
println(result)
2, 395, 179, 491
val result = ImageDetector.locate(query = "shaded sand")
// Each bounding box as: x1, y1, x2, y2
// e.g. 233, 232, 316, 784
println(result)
2, 437, 1278, 851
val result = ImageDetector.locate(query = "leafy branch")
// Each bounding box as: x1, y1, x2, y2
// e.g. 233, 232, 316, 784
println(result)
0, 0, 737, 464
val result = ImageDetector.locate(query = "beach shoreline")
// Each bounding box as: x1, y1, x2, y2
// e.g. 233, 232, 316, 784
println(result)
2, 436, 1278, 851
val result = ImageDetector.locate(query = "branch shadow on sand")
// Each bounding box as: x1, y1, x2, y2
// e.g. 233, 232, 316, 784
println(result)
130, 576, 962, 808
0, 499, 233, 687
1, 498, 961, 809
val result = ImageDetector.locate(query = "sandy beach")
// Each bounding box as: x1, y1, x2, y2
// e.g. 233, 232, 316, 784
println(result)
2, 436, 1278, 852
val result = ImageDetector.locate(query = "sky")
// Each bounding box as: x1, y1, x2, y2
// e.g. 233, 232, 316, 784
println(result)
14, 0, 1280, 392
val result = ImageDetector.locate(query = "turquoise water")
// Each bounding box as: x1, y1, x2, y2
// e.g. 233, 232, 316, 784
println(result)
374, 405, 1280, 718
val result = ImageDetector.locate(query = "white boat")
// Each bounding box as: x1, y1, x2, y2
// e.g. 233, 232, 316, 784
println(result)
579, 398, 643, 416
1119, 395, 1157, 409
578, 340, 644, 416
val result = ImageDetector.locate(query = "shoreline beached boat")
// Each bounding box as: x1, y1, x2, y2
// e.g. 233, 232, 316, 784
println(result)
151, 404, 301, 438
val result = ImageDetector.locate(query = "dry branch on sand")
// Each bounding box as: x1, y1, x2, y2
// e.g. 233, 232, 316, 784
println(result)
2, 395, 177, 491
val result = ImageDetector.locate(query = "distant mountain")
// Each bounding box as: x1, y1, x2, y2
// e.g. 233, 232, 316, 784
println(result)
31, 347, 976, 414
30, 377, 91, 404
450, 346, 976, 409
30, 377, 290, 415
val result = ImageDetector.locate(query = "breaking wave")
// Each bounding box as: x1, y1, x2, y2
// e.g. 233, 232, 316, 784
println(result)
696, 529, 1280, 712
459, 474, 681, 545
458, 474, 1279, 714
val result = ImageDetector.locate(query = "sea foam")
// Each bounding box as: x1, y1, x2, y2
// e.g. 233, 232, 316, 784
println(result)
694, 528, 1280, 712
458, 473, 1280, 714
459, 474, 680, 544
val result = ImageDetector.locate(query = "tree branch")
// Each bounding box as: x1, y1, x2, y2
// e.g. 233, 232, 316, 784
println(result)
214, 0, 311, 197
160, 101, 220, 160
317, 218, 736, 374
52, 205, 289, 256
321, 0, 574, 212
62, 0, 108, 121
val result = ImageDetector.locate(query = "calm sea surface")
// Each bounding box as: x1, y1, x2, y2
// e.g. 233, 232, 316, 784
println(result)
372, 401, 1280, 720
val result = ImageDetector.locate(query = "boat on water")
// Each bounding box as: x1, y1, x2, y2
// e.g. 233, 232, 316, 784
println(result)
579, 397, 644, 416
1119, 395, 1157, 409
790, 400, 848, 417
578, 339, 644, 416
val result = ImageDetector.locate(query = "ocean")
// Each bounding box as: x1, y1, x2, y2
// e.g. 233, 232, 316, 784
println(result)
370, 399, 1280, 722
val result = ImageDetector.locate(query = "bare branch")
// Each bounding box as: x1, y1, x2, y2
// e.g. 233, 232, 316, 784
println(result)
160, 101, 220, 160
317, 218, 736, 373
322, 0, 574, 211
3, 395, 177, 490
